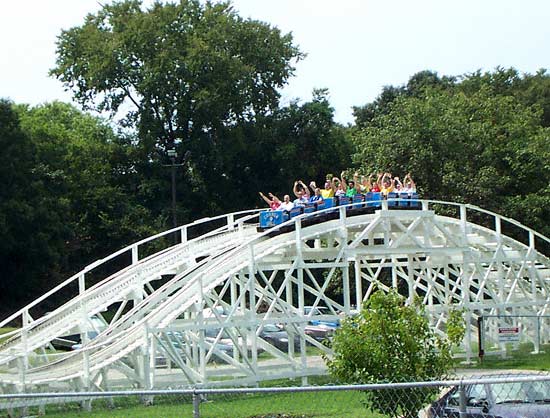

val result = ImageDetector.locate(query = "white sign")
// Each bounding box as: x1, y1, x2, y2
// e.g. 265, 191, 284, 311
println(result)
498, 326, 520, 342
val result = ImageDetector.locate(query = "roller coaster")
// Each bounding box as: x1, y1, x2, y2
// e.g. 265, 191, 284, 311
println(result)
0, 197, 549, 400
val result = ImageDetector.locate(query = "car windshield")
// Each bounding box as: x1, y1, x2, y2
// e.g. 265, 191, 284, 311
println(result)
262, 324, 281, 333
491, 381, 550, 404
304, 307, 330, 316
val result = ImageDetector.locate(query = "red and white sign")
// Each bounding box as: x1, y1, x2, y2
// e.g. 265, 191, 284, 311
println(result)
498, 326, 520, 342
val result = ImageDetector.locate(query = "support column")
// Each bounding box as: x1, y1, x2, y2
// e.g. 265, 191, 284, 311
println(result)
354, 257, 362, 311
247, 244, 258, 378
407, 255, 414, 305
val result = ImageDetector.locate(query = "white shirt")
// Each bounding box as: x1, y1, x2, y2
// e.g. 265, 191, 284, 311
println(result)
280, 201, 294, 211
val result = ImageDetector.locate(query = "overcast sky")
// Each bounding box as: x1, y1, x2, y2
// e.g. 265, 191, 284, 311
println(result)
1, 0, 549, 124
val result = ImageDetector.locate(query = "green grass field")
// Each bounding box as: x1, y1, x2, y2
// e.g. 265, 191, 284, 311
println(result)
40, 390, 379, 418
458, 342, 550, 371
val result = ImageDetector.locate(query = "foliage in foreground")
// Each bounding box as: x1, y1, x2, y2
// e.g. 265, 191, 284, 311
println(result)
326, 290, 464, 418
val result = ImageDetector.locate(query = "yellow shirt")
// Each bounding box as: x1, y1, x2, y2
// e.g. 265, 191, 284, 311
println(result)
321, 188, 334, 198
381, 185, 393, 196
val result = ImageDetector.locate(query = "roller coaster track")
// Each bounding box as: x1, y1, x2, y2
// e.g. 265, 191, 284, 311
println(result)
0, 200, 549, 394
0, 210, 261, 366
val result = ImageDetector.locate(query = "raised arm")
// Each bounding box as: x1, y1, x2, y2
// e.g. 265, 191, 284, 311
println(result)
331, 177, 340, 192
376, 172, 383, 186
299, 180, 311, 198
269, 192, 281, 204
292, 181, 301, 198
393, 176, 403, 188
406, 173, 416, 190
362, 175, 372, 191
340, 171, 348, 190
259, 192, 272, 206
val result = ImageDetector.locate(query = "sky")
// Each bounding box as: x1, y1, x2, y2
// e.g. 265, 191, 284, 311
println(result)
1, 0, 549, 125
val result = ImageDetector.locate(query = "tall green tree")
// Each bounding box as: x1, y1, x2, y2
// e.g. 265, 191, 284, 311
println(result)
17, 101, 162, 267
459, 67, 550, 127
50, 0, 303, 222
50, 0, 303, 158
352, 70, 456, 127
182, 89, 354, 214
0, 101, 68, 314
0, 100, 162, 315
270, 89, 353, 186
351, 79, 550, 237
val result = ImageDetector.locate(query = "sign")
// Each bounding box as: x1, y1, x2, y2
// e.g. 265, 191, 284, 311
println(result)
498, 326, 520, 342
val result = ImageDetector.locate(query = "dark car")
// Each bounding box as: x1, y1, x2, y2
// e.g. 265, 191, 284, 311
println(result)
428, 374, 550, 418
259, 324, 300, 351
304, 323, 335, 342
52, 314, 107, 350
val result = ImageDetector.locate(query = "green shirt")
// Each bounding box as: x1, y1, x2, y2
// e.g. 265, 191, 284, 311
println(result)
345, 187, 357, 197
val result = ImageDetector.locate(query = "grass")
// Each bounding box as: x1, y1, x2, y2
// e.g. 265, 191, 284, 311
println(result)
457, 342, 550, 371
25, 390, 376, 418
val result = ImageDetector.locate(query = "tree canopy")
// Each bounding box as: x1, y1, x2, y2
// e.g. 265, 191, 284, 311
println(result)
51, 0, 303, 151
351, 68, 550, 238
0, 101, 161, 316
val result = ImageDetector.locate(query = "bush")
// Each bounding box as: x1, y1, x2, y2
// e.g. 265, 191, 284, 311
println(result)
326, 289, 464, 418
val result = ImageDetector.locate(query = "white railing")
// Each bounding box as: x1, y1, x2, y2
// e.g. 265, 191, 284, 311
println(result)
0, 210, 262, 339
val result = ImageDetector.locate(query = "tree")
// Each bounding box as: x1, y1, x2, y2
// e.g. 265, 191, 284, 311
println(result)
16, 101, 162, 267
50, 0, 303, 223
0, 100, 162, 315
267, 89, 353, 192
326, 290, 464, 418
351, 79, 550, 238
352, 70, 455, 127
179, 88, 354, 215
0, 100, 68, 315
50, 0, 303, 155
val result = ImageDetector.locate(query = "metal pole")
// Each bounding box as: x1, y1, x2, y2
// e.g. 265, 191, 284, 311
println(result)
171, 158, 177, 231
459, 383, 467, 417
193, 391, 201, 418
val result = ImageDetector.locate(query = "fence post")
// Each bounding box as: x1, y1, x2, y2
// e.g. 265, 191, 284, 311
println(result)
193, 391, 201, 418
459, 382, 467, 417
477, 316, 484, 362
533, 316, 541, 354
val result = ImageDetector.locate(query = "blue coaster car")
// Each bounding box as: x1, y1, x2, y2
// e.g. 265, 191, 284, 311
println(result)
337, 196, 352, 207
410, 192, 420, 208
259, 210, 289, 228
304, 202, 317, 214
398, 192, 410, 207
352, 193, 365, 208
387, 192, 398, 207
366, 191, 382, 207
289, 206, 303, 218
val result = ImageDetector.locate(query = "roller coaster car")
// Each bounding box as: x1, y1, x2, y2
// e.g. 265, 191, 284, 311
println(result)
258, 193, 420, 231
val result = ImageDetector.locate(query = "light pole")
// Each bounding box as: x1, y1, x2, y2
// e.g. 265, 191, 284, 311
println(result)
165, 149, 191, 234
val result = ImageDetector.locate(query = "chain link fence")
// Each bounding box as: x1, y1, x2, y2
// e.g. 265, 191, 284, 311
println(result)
1, 372, 550, 417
